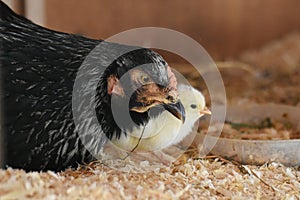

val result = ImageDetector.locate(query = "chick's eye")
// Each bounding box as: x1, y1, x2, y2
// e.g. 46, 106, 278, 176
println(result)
190, 104, 197, 109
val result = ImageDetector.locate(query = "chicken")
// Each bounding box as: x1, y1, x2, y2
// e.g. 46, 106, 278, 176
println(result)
0, 2, 184, 171
173, 84, 211, 145
110, 101, 185, 152
108, 85, 210, 164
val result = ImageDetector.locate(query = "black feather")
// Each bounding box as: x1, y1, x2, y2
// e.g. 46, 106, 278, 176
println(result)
0, 1, 169, 171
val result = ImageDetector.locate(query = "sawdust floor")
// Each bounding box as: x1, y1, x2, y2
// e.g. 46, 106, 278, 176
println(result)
1, 33, 300, 200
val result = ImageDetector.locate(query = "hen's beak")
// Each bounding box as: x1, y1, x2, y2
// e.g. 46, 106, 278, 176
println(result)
129, 83, 185, 123
200, 107, 211, 115
163, 100, 185, 123
130, 99, 186, 123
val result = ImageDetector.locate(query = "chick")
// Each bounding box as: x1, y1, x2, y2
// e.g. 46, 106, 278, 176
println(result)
111, 103, 185, 152
172, 84, 211, 145
110, 84, 210, 156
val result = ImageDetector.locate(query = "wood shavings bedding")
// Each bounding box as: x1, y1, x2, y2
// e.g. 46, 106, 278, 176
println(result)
0, 155, 299, 199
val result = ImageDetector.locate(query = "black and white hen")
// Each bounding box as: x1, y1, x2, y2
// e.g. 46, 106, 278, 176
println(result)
0, 1, 185, 171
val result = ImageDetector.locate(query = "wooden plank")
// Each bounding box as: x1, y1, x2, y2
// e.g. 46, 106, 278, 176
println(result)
2, 0, 25, 15
44, 0, 300, 60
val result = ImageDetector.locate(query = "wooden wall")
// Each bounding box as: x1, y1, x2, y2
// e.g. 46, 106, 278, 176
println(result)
44, 0, 300, 60
4, 0, 300, 60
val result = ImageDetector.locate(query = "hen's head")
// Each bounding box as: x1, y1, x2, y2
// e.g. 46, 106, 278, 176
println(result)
96, 48, 185, 139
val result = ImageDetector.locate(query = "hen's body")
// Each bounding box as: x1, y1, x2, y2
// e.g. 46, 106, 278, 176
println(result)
0, 3, 104, 171
0, 2, 176, 171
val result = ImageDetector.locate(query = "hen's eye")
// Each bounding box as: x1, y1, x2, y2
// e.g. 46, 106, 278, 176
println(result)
190, 104, 197, 109
139, 74, 151, 84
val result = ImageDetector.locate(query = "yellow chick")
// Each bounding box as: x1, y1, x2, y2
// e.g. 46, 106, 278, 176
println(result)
172, 84, 211, 145
110, 84, 210, 154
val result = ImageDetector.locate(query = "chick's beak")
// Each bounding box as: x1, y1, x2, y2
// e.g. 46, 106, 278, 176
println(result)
200, 107, 212, 115
163, 100, 186, 123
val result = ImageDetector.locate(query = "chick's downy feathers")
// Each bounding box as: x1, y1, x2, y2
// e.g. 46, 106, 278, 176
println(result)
111, 85, 210, 156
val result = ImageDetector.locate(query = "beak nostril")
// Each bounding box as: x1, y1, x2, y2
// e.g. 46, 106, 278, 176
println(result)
167, 95, 177, 103
167, 89, 178, 102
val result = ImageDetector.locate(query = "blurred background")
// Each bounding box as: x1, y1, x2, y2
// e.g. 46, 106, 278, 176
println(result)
3, 0, 300, 106
3, 0, 300, 61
